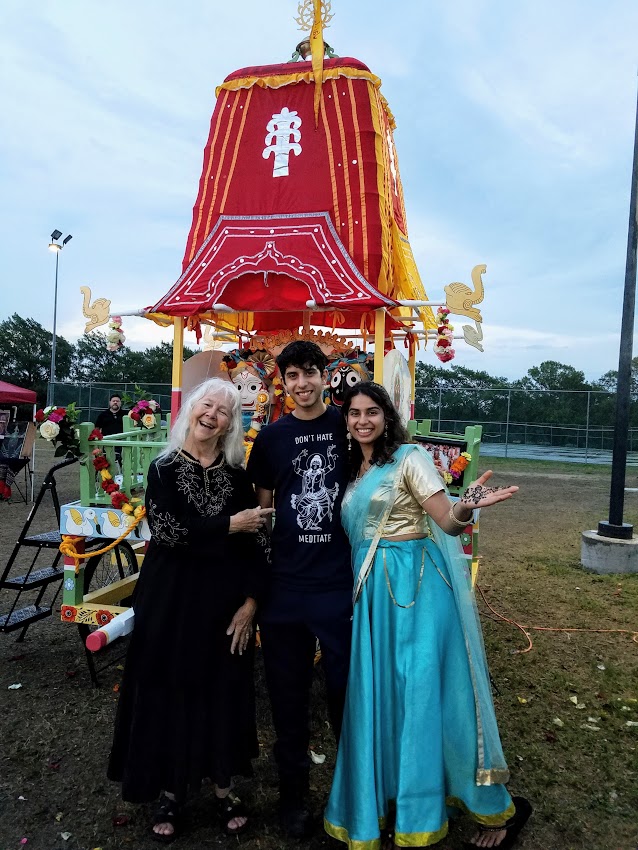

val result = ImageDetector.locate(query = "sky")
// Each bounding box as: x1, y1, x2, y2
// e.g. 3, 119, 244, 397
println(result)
1, 0, 637, 383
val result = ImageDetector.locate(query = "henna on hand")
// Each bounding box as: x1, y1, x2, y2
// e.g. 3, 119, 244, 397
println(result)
461, 484, 507, 505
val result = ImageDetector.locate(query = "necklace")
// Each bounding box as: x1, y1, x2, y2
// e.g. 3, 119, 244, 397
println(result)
356, 459, 372, 480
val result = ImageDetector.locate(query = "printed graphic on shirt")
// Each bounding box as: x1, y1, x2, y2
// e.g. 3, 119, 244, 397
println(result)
291, 445, 339, 531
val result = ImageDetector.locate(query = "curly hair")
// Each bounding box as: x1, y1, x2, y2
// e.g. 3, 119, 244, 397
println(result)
341, 382, 410, 480
276, 340, 327, 378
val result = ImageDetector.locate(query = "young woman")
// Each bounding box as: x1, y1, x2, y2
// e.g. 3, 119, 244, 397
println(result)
108, 378, 272, 842
324, 382, 531, 850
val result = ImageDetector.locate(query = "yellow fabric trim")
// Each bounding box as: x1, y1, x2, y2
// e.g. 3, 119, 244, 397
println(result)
390, 225, 436, 327
347, 78, 369, 278
310, 0, 324, 126
205, 94, 240, 238
321, 87, 342, 232
324, 818, 448, 849
219, 87, 253, 213
446, 796, 516, 827
190, 89, 229, 262
216, 66, 383, 98
331, 78, 354, 256
368, 87, 391, 296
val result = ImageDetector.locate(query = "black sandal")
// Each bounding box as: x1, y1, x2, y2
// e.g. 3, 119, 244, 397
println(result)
215, 790, 249, 835
464, 796, 532, 850
151, 793, 181, 844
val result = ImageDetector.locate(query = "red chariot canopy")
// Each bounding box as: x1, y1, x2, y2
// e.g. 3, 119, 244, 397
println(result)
0, 381, 37, 405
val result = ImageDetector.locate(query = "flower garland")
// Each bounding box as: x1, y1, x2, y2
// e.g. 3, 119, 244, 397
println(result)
88, 428, 146, 517
106, 315, 125, 352
35, 403, 81, 458
433, 307, 455, 363
440, 451, 472, 485
128, 398, 160, 429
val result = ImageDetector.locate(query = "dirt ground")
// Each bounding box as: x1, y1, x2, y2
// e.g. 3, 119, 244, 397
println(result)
1, 444, 637, 850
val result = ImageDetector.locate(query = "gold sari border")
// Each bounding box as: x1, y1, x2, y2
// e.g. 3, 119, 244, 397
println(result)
217, 67, 383, 98
324, 817, 449, 848
446, 795, 516, 827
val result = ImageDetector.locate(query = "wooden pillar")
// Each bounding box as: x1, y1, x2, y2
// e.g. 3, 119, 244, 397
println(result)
171, 316, 184, 420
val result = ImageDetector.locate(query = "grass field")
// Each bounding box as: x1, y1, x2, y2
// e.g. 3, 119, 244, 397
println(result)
0, 446, 636, 850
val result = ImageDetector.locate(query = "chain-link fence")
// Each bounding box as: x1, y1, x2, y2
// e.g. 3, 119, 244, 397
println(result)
415, 387, 635, 464
49, 382, 172, 426
47, 382, 634, 464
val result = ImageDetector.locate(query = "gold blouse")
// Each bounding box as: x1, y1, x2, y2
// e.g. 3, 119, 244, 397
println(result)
348, 448, 444, 539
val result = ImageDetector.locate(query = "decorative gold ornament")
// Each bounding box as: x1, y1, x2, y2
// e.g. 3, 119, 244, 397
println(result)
295, 0, 333, 31
80, 286, 111, 333
444, 264, 485, 323
253, 327, 349, 354
462, 321, 484, 352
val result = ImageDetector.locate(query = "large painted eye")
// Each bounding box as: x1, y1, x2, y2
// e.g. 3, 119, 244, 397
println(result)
346, 372, 362, 387
330, 373, 341, 388
248, 381, 261, 394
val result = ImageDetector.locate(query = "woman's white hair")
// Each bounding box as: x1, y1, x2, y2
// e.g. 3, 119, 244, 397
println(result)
157, 377, 245, 468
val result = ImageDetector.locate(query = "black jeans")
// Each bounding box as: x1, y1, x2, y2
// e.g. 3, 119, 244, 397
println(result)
259, 586, 352, 801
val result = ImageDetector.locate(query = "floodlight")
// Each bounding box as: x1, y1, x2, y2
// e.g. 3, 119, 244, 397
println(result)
50, 229, 62, 240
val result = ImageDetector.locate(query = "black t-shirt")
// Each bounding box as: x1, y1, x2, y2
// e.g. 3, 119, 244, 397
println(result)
95, 408, 126, 437
247, 405, 352, 592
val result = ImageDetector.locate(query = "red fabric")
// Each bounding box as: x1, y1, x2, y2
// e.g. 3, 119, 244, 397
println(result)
0, 381, 37, 404
153, 213, 395, 317
222, 56, 372, 83
181, 61, 386, 290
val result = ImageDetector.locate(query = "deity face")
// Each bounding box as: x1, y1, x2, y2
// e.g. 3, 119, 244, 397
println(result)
329, 365, 363, 407
309, 455, 323, 470
232, 369, 265, 413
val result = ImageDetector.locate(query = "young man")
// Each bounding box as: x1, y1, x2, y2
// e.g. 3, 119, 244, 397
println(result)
247, 341, 352, 839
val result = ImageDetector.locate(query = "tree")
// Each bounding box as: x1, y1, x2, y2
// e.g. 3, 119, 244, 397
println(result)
133, 342, 197, 384
510, 361, 593, 426
595, 357, 638, 399
414, 362, 510, 423
0, 314, 73, 404
70, 331, 129, 383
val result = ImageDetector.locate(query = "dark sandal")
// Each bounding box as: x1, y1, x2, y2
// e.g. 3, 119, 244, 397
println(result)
215, 790, 249, 835
151, 793, 181, 844
464, 796, 532, 850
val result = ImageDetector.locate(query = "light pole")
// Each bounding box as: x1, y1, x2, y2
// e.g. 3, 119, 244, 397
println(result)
47, 230, 72, 407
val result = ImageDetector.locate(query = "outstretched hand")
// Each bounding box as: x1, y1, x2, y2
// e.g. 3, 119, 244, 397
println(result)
227, 598, 257, 655
460, 470, 518, 509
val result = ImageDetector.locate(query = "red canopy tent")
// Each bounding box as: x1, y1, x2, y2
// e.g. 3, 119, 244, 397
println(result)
0, 381, 37, 405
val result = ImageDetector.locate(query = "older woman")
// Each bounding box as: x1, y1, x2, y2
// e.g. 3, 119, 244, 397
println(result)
324, 382, 531, 850
108, 378, 272, 842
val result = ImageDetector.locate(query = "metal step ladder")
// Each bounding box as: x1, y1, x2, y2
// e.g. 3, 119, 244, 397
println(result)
0, 457, 98, 640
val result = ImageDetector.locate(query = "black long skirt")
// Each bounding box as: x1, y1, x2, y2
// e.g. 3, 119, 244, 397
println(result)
107, 544, 259, 803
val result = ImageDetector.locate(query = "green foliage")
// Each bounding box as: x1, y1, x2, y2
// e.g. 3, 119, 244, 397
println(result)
0, 313, 73, 404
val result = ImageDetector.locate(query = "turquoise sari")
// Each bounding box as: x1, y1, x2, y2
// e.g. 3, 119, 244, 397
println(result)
324, 445, 514, 848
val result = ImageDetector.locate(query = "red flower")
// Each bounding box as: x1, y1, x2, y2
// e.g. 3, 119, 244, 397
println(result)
88, 428, 103, 441
61, 605, 77, 621
111, 491, 129, 510
55, 407, 66, 417
130, 411, 140, 421
93, 455, 110, 471
437, 338, 450, 348
35, 409, 46, 422
101, 480, 119, 494
95, 609, 113, 626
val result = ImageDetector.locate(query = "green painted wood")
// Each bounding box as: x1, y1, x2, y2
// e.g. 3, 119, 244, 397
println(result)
77, 419, 168, 508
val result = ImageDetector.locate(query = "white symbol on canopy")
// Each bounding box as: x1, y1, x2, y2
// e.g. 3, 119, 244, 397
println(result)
263, 107, 302, 178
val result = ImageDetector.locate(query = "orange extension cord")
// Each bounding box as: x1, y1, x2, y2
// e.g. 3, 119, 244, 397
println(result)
476, 584, 638, 654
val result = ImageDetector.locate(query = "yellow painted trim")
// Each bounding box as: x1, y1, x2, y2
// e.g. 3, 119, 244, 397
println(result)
216, 67, 383, 98
190, 89, 230, 262
331, 78, 354, 256
374, 309, 385, 383
172, 317, 184, 395
84, 573, 139, 605
446, 796, 515, 827
220, 87, 253, 213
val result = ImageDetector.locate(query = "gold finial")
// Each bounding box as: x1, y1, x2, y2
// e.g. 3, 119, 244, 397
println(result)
80, 286, 111, 333
294, 0, 333, 31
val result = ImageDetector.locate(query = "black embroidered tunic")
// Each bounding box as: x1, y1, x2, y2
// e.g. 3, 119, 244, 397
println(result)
108, 450, 270, 802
